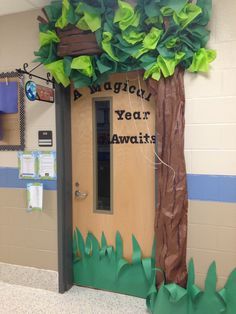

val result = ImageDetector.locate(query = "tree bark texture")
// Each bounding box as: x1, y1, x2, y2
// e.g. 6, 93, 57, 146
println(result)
147, 68, 188, 287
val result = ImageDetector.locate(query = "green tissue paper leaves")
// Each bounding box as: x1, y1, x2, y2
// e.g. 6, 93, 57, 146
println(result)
143, 27, 163, 50
39, 30, 60, 47
144, 52, 185, 80
188, 48, 216, 73
71, 55, 94, 77
45, 60, 70, 87
122, 29, 145, 45
34, 42, 57, 64
173, 3, 202, 29
102, 32, 119, 61
36, 0, 216, 86
114, 0, 140, 31
55, 0, 70, 29
76, 2, 102, 32
161, 0, 188, 13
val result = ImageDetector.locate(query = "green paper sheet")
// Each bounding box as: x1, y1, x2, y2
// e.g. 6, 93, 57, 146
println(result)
73, 229, 155, 298
148, 260, 236, 314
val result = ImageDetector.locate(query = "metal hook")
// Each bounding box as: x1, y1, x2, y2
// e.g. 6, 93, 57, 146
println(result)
16, 63, 55, 89
46, 72, 51, 85
23, 63, 29, 72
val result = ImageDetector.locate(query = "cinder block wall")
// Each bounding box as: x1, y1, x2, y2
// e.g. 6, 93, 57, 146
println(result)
0, 1, 235, 287
185, 0, 236, 288
0, 10, 57, 271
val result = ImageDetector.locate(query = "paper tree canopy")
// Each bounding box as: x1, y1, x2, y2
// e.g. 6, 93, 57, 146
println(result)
35, 0, 216, 88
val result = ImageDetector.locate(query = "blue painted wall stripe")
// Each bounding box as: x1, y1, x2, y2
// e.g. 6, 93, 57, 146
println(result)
0, 167, 57, 191
0, 168, 236, 202
187, 174, 236, 203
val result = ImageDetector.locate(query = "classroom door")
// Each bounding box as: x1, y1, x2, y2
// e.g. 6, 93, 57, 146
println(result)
71, 72, 156, 294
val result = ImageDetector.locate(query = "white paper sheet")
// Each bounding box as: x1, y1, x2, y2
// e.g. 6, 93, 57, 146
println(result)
19, 152, 37, 179
38, 152, 56, 179
27, 183, 43, 211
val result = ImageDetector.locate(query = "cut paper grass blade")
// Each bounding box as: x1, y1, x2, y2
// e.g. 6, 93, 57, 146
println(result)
148, 259, 236, 314
73, 228, 156, 298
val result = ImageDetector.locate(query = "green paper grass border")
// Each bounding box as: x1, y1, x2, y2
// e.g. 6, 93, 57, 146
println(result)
147, 260, 236, 314
73, 229, 236, 313
73, 228, 156, 298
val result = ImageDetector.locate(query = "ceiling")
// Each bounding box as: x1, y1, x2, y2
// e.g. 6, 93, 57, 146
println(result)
0, 0, 51, 16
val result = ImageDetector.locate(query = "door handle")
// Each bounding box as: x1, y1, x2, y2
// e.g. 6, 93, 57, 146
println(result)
75, 190, 88, 199
75, 182, 88, 199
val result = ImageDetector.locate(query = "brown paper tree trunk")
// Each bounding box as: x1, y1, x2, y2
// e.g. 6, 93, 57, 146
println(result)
148, 68, 188, 287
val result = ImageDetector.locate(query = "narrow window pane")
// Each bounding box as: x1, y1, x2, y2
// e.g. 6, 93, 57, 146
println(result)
95, 100, 111, 211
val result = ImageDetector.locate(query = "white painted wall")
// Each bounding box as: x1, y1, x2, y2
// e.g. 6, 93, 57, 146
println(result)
186, 0, 236, 289
185, 0, 236, 176
0, 9, 56, 167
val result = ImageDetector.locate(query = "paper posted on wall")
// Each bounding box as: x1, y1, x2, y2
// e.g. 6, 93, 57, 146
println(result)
38, 151, 56, 180
27, 183, 43, 211
18, 151, 37, 179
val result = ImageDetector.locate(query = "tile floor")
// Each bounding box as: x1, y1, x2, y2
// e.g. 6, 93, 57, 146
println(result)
0, 281, 148, 314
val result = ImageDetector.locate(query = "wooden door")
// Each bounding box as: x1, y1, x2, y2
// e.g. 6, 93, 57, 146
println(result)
71, 72, 156, 293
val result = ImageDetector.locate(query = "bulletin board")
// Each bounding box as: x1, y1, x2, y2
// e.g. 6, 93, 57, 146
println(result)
0, 71, 25, 151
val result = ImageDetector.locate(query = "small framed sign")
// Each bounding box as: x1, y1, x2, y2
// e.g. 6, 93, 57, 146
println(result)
38, 130, 53, 147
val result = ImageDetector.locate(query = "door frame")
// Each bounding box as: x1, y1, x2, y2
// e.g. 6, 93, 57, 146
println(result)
55, 84, 73, 293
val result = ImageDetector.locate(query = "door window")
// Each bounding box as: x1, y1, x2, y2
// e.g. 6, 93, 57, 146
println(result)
94, 99, 112, 213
